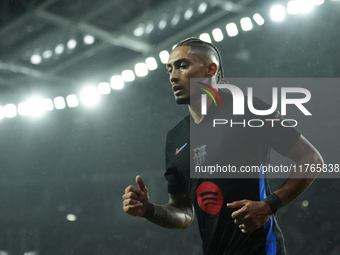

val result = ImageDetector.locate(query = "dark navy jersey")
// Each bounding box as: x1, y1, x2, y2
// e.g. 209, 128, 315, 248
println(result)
164, 91, 301, 255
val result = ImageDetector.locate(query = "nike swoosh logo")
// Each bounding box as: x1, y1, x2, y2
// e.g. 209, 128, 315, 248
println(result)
175, 143, 187, 155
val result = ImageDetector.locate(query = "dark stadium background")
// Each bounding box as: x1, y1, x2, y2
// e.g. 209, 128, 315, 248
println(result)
0, 0, 339, 254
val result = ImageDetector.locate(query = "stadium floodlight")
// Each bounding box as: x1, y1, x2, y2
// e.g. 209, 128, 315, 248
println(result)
198, 2, 208, 14
226, 23, 239, 37
240, 17, 253, 31
287, 1, 299, 14
66, 214, 77, 221
4, 104, 17, 118
134, 24, 144, 37
84, 35, 95, 45
67, 39, 77, 49
145, 57, 158, 71
145, 22, 154, 34
121, 70, 135, 82
42, 98, 54, 111
28, 98, 44, 116
18, 102, 30, 116
253, 13, 265, 25
66, 94, 79, 107
135, 63, 148, 77
199, 33, 212, 43
54, 97, 66, 110
55, 44, 65, 55
171, 14, 180, 26
30, 54, 42, 64
42, 50, 53, 59
80, 87, 99, 106
184, 8, 194, 20
98, 82, 111, 94
297, 0, 314, 13
111, 75, 125, 90
159, 50, 170, 64
270, 5, 286, 22
158, 20, 167, 30
212, 28, 224, 42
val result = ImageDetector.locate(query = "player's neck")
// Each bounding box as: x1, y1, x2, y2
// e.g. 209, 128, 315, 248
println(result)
188, 96, 214, 124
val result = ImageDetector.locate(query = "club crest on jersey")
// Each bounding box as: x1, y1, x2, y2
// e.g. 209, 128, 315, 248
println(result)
193, 145, 207, 165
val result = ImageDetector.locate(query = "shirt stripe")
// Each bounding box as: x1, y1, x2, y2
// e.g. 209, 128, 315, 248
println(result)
259, 160, 277, 255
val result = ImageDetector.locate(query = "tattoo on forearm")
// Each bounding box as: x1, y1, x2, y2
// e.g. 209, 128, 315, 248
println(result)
147, 193, 194, 229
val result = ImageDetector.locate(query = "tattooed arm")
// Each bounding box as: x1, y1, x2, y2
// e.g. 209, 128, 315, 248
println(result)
148, 193, 194, 229
122, 175, 194, 229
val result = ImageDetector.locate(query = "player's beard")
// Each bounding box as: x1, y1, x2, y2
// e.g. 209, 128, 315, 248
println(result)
175, 95, 190, 105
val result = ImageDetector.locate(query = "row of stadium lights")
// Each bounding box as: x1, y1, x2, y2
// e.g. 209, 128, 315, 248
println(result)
30, 35, 95, 65
0, 251, 37, 255
129, 0, 326, 81
30, 0, 324, 65
3, 0, 325, 120
133, 2, 209, 37
0, 86, 102, 119
0, 57, 158, 120
133, 0, 324, 37
270, 0, 324, 21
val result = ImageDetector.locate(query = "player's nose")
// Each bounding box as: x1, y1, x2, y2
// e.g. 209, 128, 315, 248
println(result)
170, 69, 180, 84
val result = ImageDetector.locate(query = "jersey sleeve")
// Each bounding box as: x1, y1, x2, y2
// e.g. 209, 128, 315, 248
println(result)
252, 97, 301, 156
164, 131, 187, 194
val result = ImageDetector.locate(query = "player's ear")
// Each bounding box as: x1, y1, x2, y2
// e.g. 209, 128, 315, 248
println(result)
206, 62, 218, 78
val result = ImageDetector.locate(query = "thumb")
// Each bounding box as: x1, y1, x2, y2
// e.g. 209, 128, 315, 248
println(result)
136, 175, 147, 192
227, 200, 247, 209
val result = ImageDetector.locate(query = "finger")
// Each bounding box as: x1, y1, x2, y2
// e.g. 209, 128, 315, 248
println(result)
123, 203, 143, 212
238, 221, 256, 233
231, 208, 247, 219
127, 203, 143, 209
136, 175, 146, 192
239, 224, 249, 234
233, 213, 250, 224
234, 218, 245, 225
226, 200, 247, 209
122, 192, 140, 200
237, 222, 248, 234
234, 218, 249, 226
125, 185, 143, 197
242, 226, 256, 234
123, 198, 142, 207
